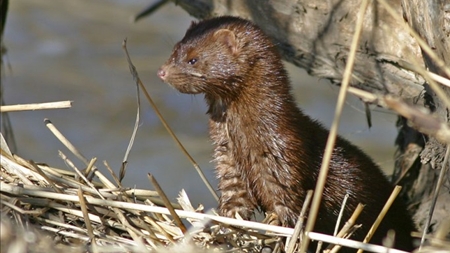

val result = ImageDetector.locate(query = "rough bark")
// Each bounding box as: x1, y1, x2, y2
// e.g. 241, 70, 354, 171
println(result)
171, 0, 425, 102
399, 0, 450, 234
167, 0, 450, 234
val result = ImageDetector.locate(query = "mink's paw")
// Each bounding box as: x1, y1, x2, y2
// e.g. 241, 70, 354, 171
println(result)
218, 204, 254, 220
262, 212, 281, 226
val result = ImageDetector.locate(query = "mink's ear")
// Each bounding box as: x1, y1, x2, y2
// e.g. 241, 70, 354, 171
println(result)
189, 20, 197, 28
212, 29, 239, 55
184, 20, 198, 36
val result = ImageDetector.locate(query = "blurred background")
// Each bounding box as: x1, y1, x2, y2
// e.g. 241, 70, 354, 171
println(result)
3, 0, 398, 211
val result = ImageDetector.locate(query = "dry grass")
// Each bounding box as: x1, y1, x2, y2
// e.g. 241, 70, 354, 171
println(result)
0, 137, 270, 253
2, 132, 436, 253
2, 130, 450, 253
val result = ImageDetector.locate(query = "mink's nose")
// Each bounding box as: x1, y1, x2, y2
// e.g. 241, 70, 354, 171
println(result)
157, 67, 167, 81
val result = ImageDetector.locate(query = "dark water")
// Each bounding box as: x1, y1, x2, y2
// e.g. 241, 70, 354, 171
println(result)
3, 0, 398, 210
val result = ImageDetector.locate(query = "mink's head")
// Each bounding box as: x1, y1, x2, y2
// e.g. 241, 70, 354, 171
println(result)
158, 16, 281, 102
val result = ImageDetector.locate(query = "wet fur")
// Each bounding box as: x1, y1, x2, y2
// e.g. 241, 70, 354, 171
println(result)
158, 16, 415, 252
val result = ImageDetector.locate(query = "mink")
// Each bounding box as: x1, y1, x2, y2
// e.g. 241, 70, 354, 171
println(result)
158, 16, 415, 252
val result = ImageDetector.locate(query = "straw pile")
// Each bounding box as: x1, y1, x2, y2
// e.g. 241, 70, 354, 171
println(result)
4, 135, 450, 253
4, 127, 449, 253
0, 132, 289, 253
1, 102, 450, 253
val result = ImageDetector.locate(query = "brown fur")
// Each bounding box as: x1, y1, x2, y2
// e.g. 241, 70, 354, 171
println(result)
158, 16, 415, 252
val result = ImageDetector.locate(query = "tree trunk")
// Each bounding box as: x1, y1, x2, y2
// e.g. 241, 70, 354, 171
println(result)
399, 0, 450, 234
167, 0, 450, 234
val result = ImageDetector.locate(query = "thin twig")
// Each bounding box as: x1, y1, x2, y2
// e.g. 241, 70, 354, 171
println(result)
301, 0, 370, 251
307, 232, 407, 253
1, 154, 37, 185
399, 61, 450, 89
357, 185, 402, 253
59, 150, 106, 201
111, 206, 149, 251
133, 0, 169, 22
142, 214, 176, 243
29, 160, 63, 194
1, 200, 47, 215
120, 48, 141, 183
45, 118, 89, 165
147, 173, 187, 234
428, 72, 450, 88
0, 133, 13, 156
78, 187, 96, 243
0, 101, 72, 112
286, 190, 313, 253
121, 39, 219, 202
85, 157, 97, 179
403, 55, 450, 111
384, 96, 450, 144
420, 145, 450, 248
104, 160, 122, 187
328, 203, 364, 253
334, 192, 350, 236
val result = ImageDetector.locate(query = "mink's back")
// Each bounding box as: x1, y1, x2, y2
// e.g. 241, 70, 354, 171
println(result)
211, 93, 416, 251
282, 112, 416, 251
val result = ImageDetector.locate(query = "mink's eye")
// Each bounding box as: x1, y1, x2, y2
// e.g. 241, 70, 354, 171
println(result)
188, 58, 198, 65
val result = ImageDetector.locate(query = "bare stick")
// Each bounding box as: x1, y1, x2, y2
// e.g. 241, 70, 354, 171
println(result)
328, 203, 364, 253
334, 192, 350, 236
357, 186, 402, 253
420, 145, 450, 248
84, 157, 97, 178
121, 39, 219, 201
384, 96, 450, 144
103, 160, 121, 187
111, 206, 149, 251
132, 0, 168, 22
300, 0, 370, 251
29, 160, 63, 194
120, 53, 141, 183
428, 72, 450, 88
346, 89, 450, 145
0, 133, 12, 156
286, 190, 313, 253
59, 150, 106, 201
399, 61, 450, 89
307, 232, 407, 253
404, 56, 450, 112
44, 119, 117, 189
77, 187, 96, 244
147, 173, 187, 234
142, 214, 176, 243
0, 101, 72, 112
45, 118, 89, 164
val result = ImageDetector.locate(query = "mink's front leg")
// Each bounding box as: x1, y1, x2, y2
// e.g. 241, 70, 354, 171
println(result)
215, 147, 256, 219
210, 122, 257, 219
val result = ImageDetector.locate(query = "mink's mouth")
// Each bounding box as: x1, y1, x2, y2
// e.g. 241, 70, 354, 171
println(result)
157, 64, 206, 94
176, 87, 202, 94
167, 81, 203, 95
